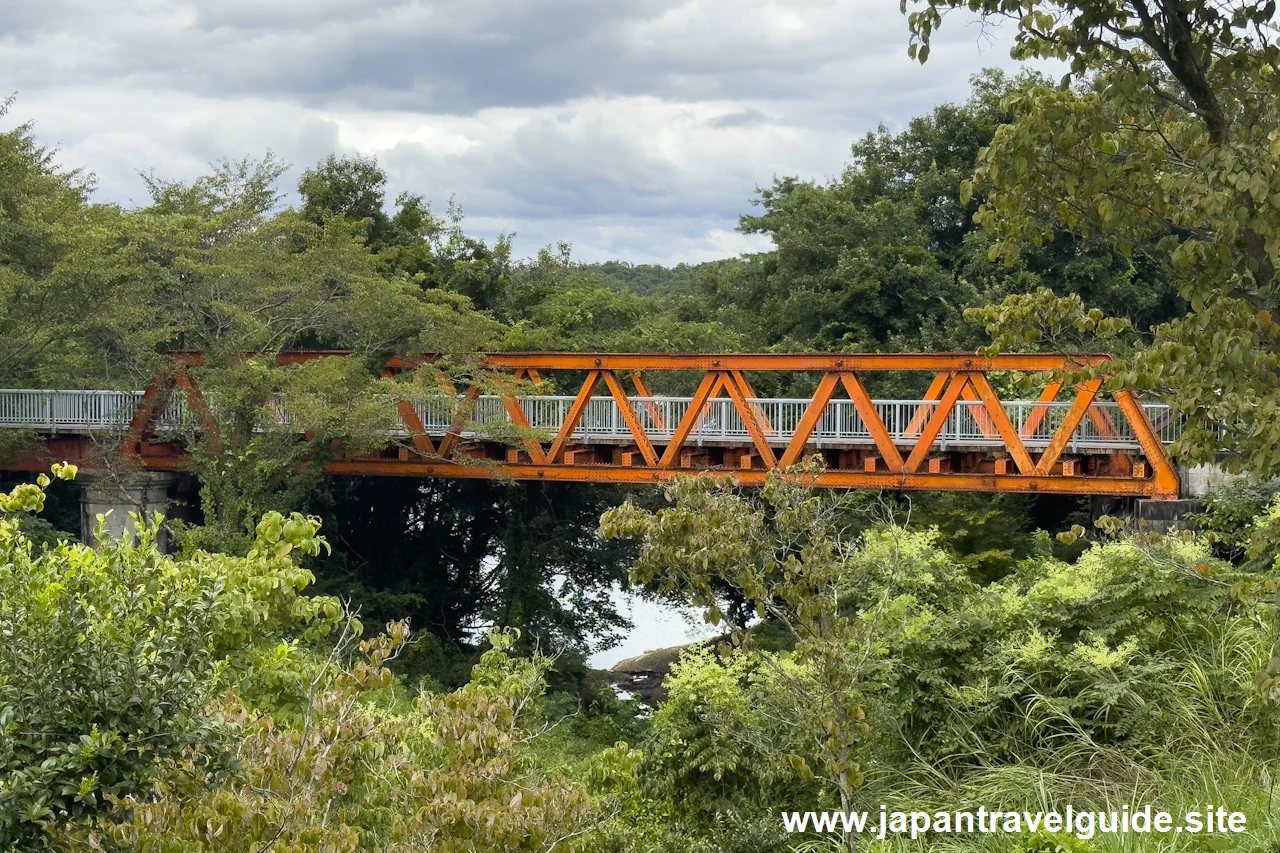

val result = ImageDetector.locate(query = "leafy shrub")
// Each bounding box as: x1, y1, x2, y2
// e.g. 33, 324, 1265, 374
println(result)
84, 627, 602, 853
642, 648, 817, 820
0, 466, 342, 848
591, 647, 815, 853
844, 526, 1277, 769
1190, 479, 1280, 564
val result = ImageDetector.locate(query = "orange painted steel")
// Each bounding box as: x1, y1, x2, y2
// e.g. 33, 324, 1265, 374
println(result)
15, 351, 1179, 499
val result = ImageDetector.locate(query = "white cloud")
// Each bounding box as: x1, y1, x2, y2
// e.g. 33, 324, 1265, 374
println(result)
0, 0, 1036, 263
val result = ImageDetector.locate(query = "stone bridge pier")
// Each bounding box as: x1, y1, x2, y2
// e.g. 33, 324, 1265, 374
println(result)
79, 472, 181, 551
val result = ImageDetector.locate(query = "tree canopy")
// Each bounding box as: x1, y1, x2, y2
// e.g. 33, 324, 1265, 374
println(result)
905, 0, 1280, 475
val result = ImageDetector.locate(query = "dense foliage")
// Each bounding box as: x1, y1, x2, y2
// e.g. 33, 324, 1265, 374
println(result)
2, 471, 610, 852
7, 461, 1278, 852
905, 0, 1280, 475
7, 2, 1280, 847
594, 471, 1280, 852
0, 468, 343, 847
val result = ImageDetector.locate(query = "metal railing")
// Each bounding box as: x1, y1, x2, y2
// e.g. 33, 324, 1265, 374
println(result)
0, 389, 1182, 451
0, 390, 189, 432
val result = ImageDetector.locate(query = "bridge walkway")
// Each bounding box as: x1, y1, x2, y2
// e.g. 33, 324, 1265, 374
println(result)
0, 388, 1180, 453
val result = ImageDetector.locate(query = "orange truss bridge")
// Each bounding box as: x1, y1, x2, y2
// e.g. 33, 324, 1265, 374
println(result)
0, 351, 1181, 499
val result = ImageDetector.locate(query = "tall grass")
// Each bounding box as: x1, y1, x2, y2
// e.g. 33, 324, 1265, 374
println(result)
806, 607, 1280, 852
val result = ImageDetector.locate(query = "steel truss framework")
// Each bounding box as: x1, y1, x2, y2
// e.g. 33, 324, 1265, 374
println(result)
22, 351, 1180, 498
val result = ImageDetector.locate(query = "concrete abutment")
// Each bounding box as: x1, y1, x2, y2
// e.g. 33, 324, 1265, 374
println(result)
78, 472, 183, 550
1127, 462, 1244, 533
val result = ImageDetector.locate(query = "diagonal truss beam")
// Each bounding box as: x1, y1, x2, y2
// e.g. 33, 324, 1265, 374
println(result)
840, 372, 904, 472
719, 371, 778, 467
1113, 389, 1180, 497
960, 384, 999, 440
966, 372, 1034, 474
1086, 404, 1120, 439
438, 384, 482, 459
1033, 378, 1102, 475
1020, 380, 1063, 439
498, 391, 546, 464
904, 374, 972, 472
123, 373, 172, 457
86, 350, 1181, 500
780, 372, 841, 465
628, 370, 666, 431
383, 367, 439, 459
903, 372, 950, 438
602, 370, 658, 466
658, 372, 719, 468
173, 370, 222, 455
729, 369, 774, 436
547, 370, 602, 463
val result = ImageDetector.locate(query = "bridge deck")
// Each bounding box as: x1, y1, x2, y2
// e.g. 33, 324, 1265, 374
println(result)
0, 389, 1181, 452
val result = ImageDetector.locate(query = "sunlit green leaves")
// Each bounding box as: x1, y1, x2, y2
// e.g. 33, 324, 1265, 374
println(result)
602, 465, 872, 831
0, 470, 345, 848
84, 624, 601, 853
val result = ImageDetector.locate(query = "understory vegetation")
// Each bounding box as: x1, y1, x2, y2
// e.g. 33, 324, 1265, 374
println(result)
5, 469, 1280, 852
7, 0, 1280, 848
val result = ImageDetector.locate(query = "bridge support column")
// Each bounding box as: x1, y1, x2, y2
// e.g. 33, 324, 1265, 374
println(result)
1134, 498, 1202, 533
79, 472, 177, 550
1177, 462, 1242, 499
1129, 462, 1243, 533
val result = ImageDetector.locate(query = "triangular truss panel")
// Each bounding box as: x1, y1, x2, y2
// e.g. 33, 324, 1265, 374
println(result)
19, 351, 1181, 500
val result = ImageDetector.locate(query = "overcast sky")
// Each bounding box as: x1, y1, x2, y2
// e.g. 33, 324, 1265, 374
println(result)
2, 0, 1028, 265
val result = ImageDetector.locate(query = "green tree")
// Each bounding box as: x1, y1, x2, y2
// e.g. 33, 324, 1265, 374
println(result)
845, 523, 1279, 771
585, 260, 701, 297
499, 245, 743, 357
737, 173, 963, 351
0, 98, 125, 388
298, 154, 513, 309
904, 0, 1280, 474
630, 647, 817, 852
76, 626, 603, 853
116, 157, 504, 551
0, 467, 603, 852
601, 466, 871, 853
723, 70, 1184, 366
307, 478, 638, 663
298, 153, 396, 247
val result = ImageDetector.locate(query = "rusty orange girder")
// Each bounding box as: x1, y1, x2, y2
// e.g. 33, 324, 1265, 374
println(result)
23, 351, 1180, 499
